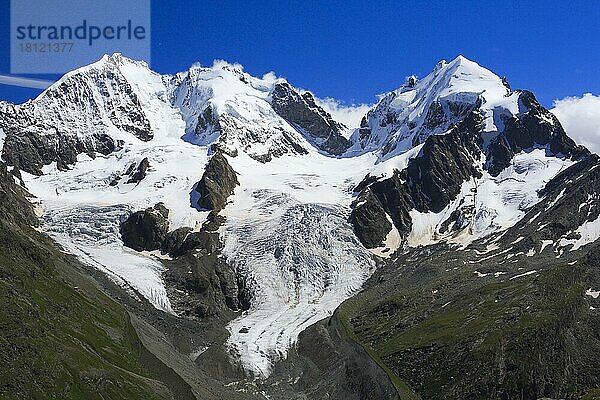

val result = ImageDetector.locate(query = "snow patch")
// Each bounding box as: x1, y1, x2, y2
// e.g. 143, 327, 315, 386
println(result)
509, 270, 538, 280
559, 216, 600, 251
370, 213, 402, 257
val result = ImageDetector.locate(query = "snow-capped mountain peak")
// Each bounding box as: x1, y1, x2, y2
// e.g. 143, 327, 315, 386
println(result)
348, 55, 516, 160
168, 59, 350, 160
167, 60, 315, 161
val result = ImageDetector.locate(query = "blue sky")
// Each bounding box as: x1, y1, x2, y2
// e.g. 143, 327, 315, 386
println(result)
0, 0, 599, 107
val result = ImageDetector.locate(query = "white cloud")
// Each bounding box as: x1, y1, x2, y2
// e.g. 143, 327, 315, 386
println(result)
261, 71, 280, 83
551, 93, 600, 154
313, 96, 371, 130
0, 74, 53, 89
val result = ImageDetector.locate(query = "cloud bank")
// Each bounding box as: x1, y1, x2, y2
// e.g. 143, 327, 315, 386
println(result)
551, 93, 600, 154
313, 97, 371, 130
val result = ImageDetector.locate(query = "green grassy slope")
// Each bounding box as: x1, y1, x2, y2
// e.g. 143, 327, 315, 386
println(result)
0, 164, 171, 400
338, 244, 600, 399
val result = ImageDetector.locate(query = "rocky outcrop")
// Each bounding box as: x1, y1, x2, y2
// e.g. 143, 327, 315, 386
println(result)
486, 90, 588, 176
1, 124, 118, 175
194, 105, 221, 136
195, 152, 239, 212
404, 111, 483, 213
350, 111, 483, 248
162, 229, 246, 317
126, 157, 150, 184
119, 201, 245, 317
349, 189, 392, 248
120, 203, 169, 251
270, 82, 350, 155
160, 227, 192, 256
110, 157, 150, 186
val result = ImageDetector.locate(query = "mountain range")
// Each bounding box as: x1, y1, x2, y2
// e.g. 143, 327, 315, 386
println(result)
1, 53, 599, 400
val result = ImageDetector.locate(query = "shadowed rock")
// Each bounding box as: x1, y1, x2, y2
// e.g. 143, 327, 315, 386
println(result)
126, 157, 150, 184
195, 152, 239, 212
270, 82, 350, 155
351, 111, 483, 248
120, 203, 169, 251
349, 189, 392, 248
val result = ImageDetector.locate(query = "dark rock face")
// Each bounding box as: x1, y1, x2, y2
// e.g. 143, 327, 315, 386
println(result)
270, 82, 350, 155
194, 105, 221, 135
486, 91, 588, 176
126, 157, 150, 184
350, 111, 483, 248
1, 121, 118, 175
349, 189, 392, 248
163, 229, 246, 317
0, 163, 38, 227
405, 112, 483, 213
161, 227, 193, 257
153, 215, 247, 317
438, 205, 473, 234
110, 157, 151, 186
195, 152, 239, 212
120, 203, 169, 252
413, 98, 478, 147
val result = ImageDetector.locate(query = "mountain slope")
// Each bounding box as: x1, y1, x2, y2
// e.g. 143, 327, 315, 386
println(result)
0, 163, 177, 399
339, 154, 600, 399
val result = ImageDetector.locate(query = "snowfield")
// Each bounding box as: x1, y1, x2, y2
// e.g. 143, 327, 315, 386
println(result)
406, 149, 575, 247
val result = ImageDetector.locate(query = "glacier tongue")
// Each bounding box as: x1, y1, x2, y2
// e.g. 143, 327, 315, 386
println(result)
221, 153, 376, 377
223, 196, 374, 377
